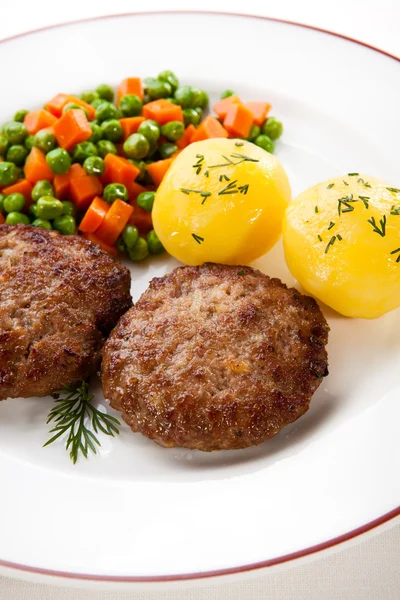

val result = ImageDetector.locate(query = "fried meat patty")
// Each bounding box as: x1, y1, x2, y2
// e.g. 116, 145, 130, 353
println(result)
0, 225, 132, 400
102, 263, 329, 451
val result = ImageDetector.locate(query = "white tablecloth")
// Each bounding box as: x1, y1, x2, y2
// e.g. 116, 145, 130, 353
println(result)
1, 1, 399, 598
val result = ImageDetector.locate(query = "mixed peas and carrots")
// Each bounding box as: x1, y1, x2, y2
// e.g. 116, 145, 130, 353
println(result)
0, 72, 283, 261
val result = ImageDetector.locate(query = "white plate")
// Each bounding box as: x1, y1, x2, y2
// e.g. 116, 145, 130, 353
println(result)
0, 11, 399, 590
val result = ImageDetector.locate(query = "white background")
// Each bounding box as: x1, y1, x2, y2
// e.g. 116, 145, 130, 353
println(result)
1, 1, 399, 599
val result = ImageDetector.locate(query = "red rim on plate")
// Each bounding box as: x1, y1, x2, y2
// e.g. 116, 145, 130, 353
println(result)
1, 10, 399, 584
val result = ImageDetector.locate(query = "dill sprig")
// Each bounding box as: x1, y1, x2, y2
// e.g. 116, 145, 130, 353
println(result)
44, 382, 120, 464
367, 215, 387, 237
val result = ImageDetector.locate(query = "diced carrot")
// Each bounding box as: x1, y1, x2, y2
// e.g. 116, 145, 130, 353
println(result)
120, 116, 145, 140
69, 175, 103, 210
142, 100, 183, 125
102, 154, 140, 188
65, 95, 96, 120
176, 124, 196, 150
54, 173, 70, 200
223, 104, 254, 138
146, 158, 175, 187
79, 196, 109, 233
53, 109, 92, 151
2, 179, 33, 203
82, 232, 118, 257
128, 203, 153, 232
213, 95, 242, 120
126, 181, 146, 201
245, 102, 271, 126
45, 93, 69, 117
68, 163, 86, 180
117, 78, 144, 104
24, 147, 54, 183
0, 213, 5, 225
24, 110, 57, 135
190, 116, 229, 143
96, 199, 134, 246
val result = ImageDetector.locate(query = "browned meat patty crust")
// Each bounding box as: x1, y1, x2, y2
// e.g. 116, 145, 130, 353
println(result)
0, 225, 132, 400
102, 263, 329, 451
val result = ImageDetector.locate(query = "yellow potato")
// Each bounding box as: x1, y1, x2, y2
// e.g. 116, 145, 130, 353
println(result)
152, 138, 291, 265
283, 174, 400, 318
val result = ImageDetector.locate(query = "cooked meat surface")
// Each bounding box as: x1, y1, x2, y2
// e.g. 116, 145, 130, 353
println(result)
0, 225, 132, 400
102, 263, 329, 451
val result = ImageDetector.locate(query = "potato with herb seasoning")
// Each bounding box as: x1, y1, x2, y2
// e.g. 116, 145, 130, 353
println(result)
283, 175, 400, 318
152, 138, 291, 265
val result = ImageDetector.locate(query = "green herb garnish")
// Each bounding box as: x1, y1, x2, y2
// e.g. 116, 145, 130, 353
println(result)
343, 180, 349, 186
235, 141, 244, 147
348, 173, 359, 176
325, 236, 336, 254
390, 205, 400, 216
387, 187, 400, 194
367, 215, 386, 237
359, 196, 370, 209
44, 382, 120, 464
337, 234, 343, 241
237, 269, 245, 275
390, 248, 400, 262
327, 221, 335, 230
315, 206, 319, 213
192, 233, 204, 244
327, 183, 334, 189
317, 234, 322, 242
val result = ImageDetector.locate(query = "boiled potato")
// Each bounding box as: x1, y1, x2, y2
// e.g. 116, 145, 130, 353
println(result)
283, 175, 400, 318
152, 138, 291, 265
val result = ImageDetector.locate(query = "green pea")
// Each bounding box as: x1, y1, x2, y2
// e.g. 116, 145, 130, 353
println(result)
80, 90, 99, 104
119, 95, 142, 117
138, 120, 160, 143
254, 134, 274, 153
261, 117, 283, 141
100, 119, 123, 142
128, 159, 147, 181
36, 196, 63, 220
96, 84, 114, 102
46, 148, 71, 174
32, 180, 54, 202
24, 135, 35, 151
220, 90, 235, 99
87, 122, 102, 144
0, 162, 19, 186
61, 201, 76, 217
103, 183, 128, 204
165, 97, 178, 104
158, 70, 179, 93
146, 139, 158, 159
161, 121, 184, 142
90, 98, 104, 109
83, 155, 105, 176
6, 145, 28, 166
2, 121, 28, 145
174, 86, 193, 108
32, 218, 52, 230
182, 108, 201, 127
95, 101, 120, 123
63, 103, 89, 119
33, 129, 57, 154
0, 193, 5, 213
127, 237, 149, 262
144, 78, 172, 100
248, 124, 261, 141
123, 133, 149, 160
13, 109, 29, 123
72, 141, 98, 164
193, 89, 208, 109
29, 203, 38, 218
0, 134, 8, 156
3, 193, 25, 213
147, 229, 164, 254
143, 93, 151, 105
5, 211, 30, 225
159, 142, 178, 159
137, 191, 155, 212
53, 214, 76, 235
97, 140, 117, 158
122, 224, 139, 249
115, 238, 126, 254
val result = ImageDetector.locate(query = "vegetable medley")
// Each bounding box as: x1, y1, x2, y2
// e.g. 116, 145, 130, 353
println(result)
0, 72, 283, 261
